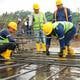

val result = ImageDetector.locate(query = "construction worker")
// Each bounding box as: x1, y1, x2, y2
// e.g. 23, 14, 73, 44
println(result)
42, 21, 76, 57
53, 0, 72, 22
24, 16, 32, 36
0, 22, 17, 60
17, 18, 24, 36
32, 3, 47, 53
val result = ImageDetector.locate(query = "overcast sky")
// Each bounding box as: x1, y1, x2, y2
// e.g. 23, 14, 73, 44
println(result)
0, 0, 80, 15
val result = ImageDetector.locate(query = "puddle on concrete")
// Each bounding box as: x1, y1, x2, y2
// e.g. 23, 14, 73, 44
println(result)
0, 60, 80, 80
16, 65, 80, 80
0, 61, 19, 79
0, 63, 79, 80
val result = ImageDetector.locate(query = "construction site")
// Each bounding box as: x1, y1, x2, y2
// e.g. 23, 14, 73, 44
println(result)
0, 0, 80, 80
0, 35, 80, 80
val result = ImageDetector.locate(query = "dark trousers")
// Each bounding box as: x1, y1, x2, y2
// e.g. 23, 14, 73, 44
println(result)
64, 26, 76, 46
0, 43, 16, 53
46, 26, 76, 49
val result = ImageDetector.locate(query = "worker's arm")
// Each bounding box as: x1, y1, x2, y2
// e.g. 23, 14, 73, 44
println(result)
1, 29, 15, 42
43, 13, 47, 23
67, 8, 72, 22
52, 11, 57, 23
55, 24, 65, 49
30, 13, 34, 31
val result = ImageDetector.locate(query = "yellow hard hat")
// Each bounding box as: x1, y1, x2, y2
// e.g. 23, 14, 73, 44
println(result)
56, 0, 63, 6
8, 22, 17, 31
33, 3, 39, 9
42, 22, 53, 36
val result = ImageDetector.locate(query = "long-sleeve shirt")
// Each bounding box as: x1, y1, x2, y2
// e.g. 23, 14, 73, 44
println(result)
0, 29, 15, 42
46, 22, 76, 49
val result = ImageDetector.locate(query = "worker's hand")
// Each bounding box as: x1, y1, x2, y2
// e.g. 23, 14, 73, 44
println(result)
15, 42, 19, 48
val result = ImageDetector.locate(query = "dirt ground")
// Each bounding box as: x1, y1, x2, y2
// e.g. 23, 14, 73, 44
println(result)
71, 40, 80, 47
16, 37, 80, 51
51, 39, 80, 47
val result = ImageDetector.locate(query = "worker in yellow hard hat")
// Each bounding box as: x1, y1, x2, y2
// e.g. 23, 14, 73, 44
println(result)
56, 0, 63, 6
0, 22, 17, 60
33, 3, 40, 10
42, 21, 76, 57
52, 0, 72, 22
31, 3, 47, 53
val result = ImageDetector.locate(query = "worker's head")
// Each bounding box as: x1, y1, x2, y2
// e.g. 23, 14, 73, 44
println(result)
42, 22, 53, 36
56, 0, 63, 9
33, 3, 40, 14
8, 22, 17, 33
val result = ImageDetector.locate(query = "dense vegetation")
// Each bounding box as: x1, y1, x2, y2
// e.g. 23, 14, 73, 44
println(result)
0, 10, 80, 26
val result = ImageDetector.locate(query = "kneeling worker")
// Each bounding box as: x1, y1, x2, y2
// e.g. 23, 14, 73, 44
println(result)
42, 21, 76, 57
0, 22, 17, 60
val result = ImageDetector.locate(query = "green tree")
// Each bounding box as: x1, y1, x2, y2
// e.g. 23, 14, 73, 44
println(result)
72, 12, 80, 25
45, 11, 53, 21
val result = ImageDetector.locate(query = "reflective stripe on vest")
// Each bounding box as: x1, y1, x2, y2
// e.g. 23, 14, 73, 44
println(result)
0, 38, 9, 45
33, 12, 44, 30
0, 29, 9, 45
53, 21, 73, 33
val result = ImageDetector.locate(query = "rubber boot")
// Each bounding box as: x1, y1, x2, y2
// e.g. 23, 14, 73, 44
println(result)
1, 49, 12, 60
68, 46, 75, 56
59, 46, 68, 58
63, 46, 68, 58
36, 43, 41, 53
42, 43, 46, 52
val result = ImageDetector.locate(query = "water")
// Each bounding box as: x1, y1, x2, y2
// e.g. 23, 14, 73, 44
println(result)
0, 62, 80, 80
49, 47, 80, 54
0, 47, 80, 80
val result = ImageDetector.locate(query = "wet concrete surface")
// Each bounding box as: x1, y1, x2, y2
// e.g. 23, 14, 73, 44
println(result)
0, 60, 80, 80
0, 61, 19, 79
16, 65, 80, 80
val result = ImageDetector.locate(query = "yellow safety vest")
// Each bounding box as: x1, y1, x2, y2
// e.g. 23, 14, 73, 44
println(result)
33, 12, 45, 30
53, 21, 73, 33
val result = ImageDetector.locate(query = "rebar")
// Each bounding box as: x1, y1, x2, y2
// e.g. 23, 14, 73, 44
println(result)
44, 66, 67, 80
1, 65, 46, 80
